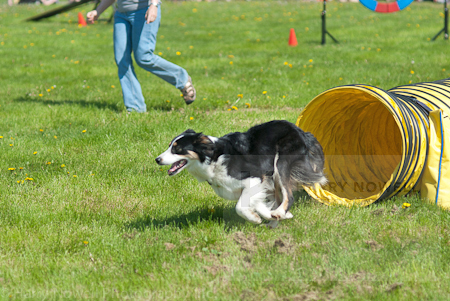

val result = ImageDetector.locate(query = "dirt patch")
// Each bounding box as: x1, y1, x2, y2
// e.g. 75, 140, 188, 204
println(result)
390, 205, 400, 215
365, 240, 383, 251
371, 208, 385, 216
203, 264, 230, 276
233, 231, 258, 253
273, 238, 296, 254
164, 242, 176, 251
386, 282, 403, 292
283, 291, 320, 301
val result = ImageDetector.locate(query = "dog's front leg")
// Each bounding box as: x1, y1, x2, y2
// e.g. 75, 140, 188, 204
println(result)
235, 192, 262, 224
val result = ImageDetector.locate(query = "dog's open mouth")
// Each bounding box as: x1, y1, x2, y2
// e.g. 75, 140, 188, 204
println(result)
168, 159, 188, 176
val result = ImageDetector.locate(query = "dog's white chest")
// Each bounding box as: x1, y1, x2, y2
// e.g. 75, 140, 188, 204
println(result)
186, 157, 244, 200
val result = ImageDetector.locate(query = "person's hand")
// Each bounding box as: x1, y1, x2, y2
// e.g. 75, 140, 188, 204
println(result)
86, 10, 98, 24
145, 4, 158, 24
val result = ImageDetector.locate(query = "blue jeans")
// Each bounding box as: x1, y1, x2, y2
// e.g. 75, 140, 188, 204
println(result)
114, 7, 189, 112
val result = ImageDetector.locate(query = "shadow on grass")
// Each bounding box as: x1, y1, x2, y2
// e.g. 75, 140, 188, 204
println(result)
126, 193, 313, 231
125, 204, 247, 231
14, 96, 121, 112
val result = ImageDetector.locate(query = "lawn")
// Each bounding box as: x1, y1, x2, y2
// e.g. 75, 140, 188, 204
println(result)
1, 0, 450, 300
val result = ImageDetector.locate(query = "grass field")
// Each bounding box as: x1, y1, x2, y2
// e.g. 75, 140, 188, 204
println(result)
1, 0, 450, 300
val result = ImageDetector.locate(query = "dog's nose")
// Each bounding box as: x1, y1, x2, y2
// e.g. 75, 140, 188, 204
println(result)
155, 157, 162, 165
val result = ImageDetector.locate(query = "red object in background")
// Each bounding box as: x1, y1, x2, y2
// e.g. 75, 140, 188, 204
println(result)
288, 28, 298, 46
78, 12, 87, 27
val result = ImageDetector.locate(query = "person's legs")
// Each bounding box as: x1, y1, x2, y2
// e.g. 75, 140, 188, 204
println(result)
114, 11, 146, 112
132, 7, 189, 90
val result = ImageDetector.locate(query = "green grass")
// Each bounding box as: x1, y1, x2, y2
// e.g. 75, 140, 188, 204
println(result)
1, 1, 450, 300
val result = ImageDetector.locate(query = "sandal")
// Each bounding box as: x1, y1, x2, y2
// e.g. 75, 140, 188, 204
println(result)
180, 76, 196, 105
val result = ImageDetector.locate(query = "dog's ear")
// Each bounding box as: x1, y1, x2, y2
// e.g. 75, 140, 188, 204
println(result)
194, 133, 215, 158
183, 129, 197, 135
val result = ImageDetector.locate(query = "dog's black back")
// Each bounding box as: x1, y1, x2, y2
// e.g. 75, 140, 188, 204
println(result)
211, 120, 325, 186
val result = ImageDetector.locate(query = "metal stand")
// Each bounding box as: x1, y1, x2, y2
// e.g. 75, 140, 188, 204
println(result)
432, 0, 449, 41
321, 0, 339, 45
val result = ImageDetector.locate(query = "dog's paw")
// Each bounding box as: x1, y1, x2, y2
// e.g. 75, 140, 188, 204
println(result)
270, 209, 294, 221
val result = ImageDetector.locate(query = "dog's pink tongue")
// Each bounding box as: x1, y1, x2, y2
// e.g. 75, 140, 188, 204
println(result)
168, 164, 177, 175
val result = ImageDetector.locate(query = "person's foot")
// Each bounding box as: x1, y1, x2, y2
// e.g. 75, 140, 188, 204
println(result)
180, 76, 196, 105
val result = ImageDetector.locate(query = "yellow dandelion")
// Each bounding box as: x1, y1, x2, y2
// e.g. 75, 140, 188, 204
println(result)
189, 46, 194, 49
192, 8, 197, 13
377, 48, 381, 52
25, 177, 33, 181
229, 61, 233, 65
262, 91, 267, 95
73, 175, 77, 178
443, 69, 446, 72
166, 100, 170, 103
190, 117, 194, 120
54, 136, 57, 139
0, 136, 2, 139
61, 164, 65, 168
227, 108, 232, 111
47, 162, 51, 165
111, 85, 115, 88
180, 93, 183, 97
17, 180, 21, 184
8, 168, 15, 171
176, 51, 181, 55
82, 130, 86, 133
284, 62, 288, 65
245, 103, 251, 108
402, 202, 411, 209
231, 106, 238, 111
83, 241, 88, 245
40, 129, 43, 132
39, 94, 43, 97
237, 94, 243, 98
90, 174, 95, 176
19, 167, 23, 170
158, 52, 163, 56
33, 151, 37, 155
410, 70, 415, 74
289, 64, 292, 68
339, 77, 343, 80
228, 55, 234, 58
47, 89, 51, 92
52, 54, 56, 58
9, 144, 13, 147
309, 59, 313, 63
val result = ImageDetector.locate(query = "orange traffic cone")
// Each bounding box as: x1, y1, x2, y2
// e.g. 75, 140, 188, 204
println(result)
78, 12, 87, 27
288, 28, 298, 47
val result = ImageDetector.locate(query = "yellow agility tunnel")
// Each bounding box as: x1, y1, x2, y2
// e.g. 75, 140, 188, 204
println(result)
296, 78, 450, 208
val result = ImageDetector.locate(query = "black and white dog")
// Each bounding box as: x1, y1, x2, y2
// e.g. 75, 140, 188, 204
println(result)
155, 120, 326, 228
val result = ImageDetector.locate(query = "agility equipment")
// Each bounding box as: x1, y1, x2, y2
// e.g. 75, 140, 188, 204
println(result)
359, 0, 414, 13
26, 0, 113, 23
296, 78, 450, 209
26, 0, 94, 21
78, 12, 87, 27
432, 0, 449, 41
288, 28, 298, 47
321, 0, 339, 45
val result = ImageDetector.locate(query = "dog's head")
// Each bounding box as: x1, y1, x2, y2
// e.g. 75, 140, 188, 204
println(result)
155, 129, 215, 176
